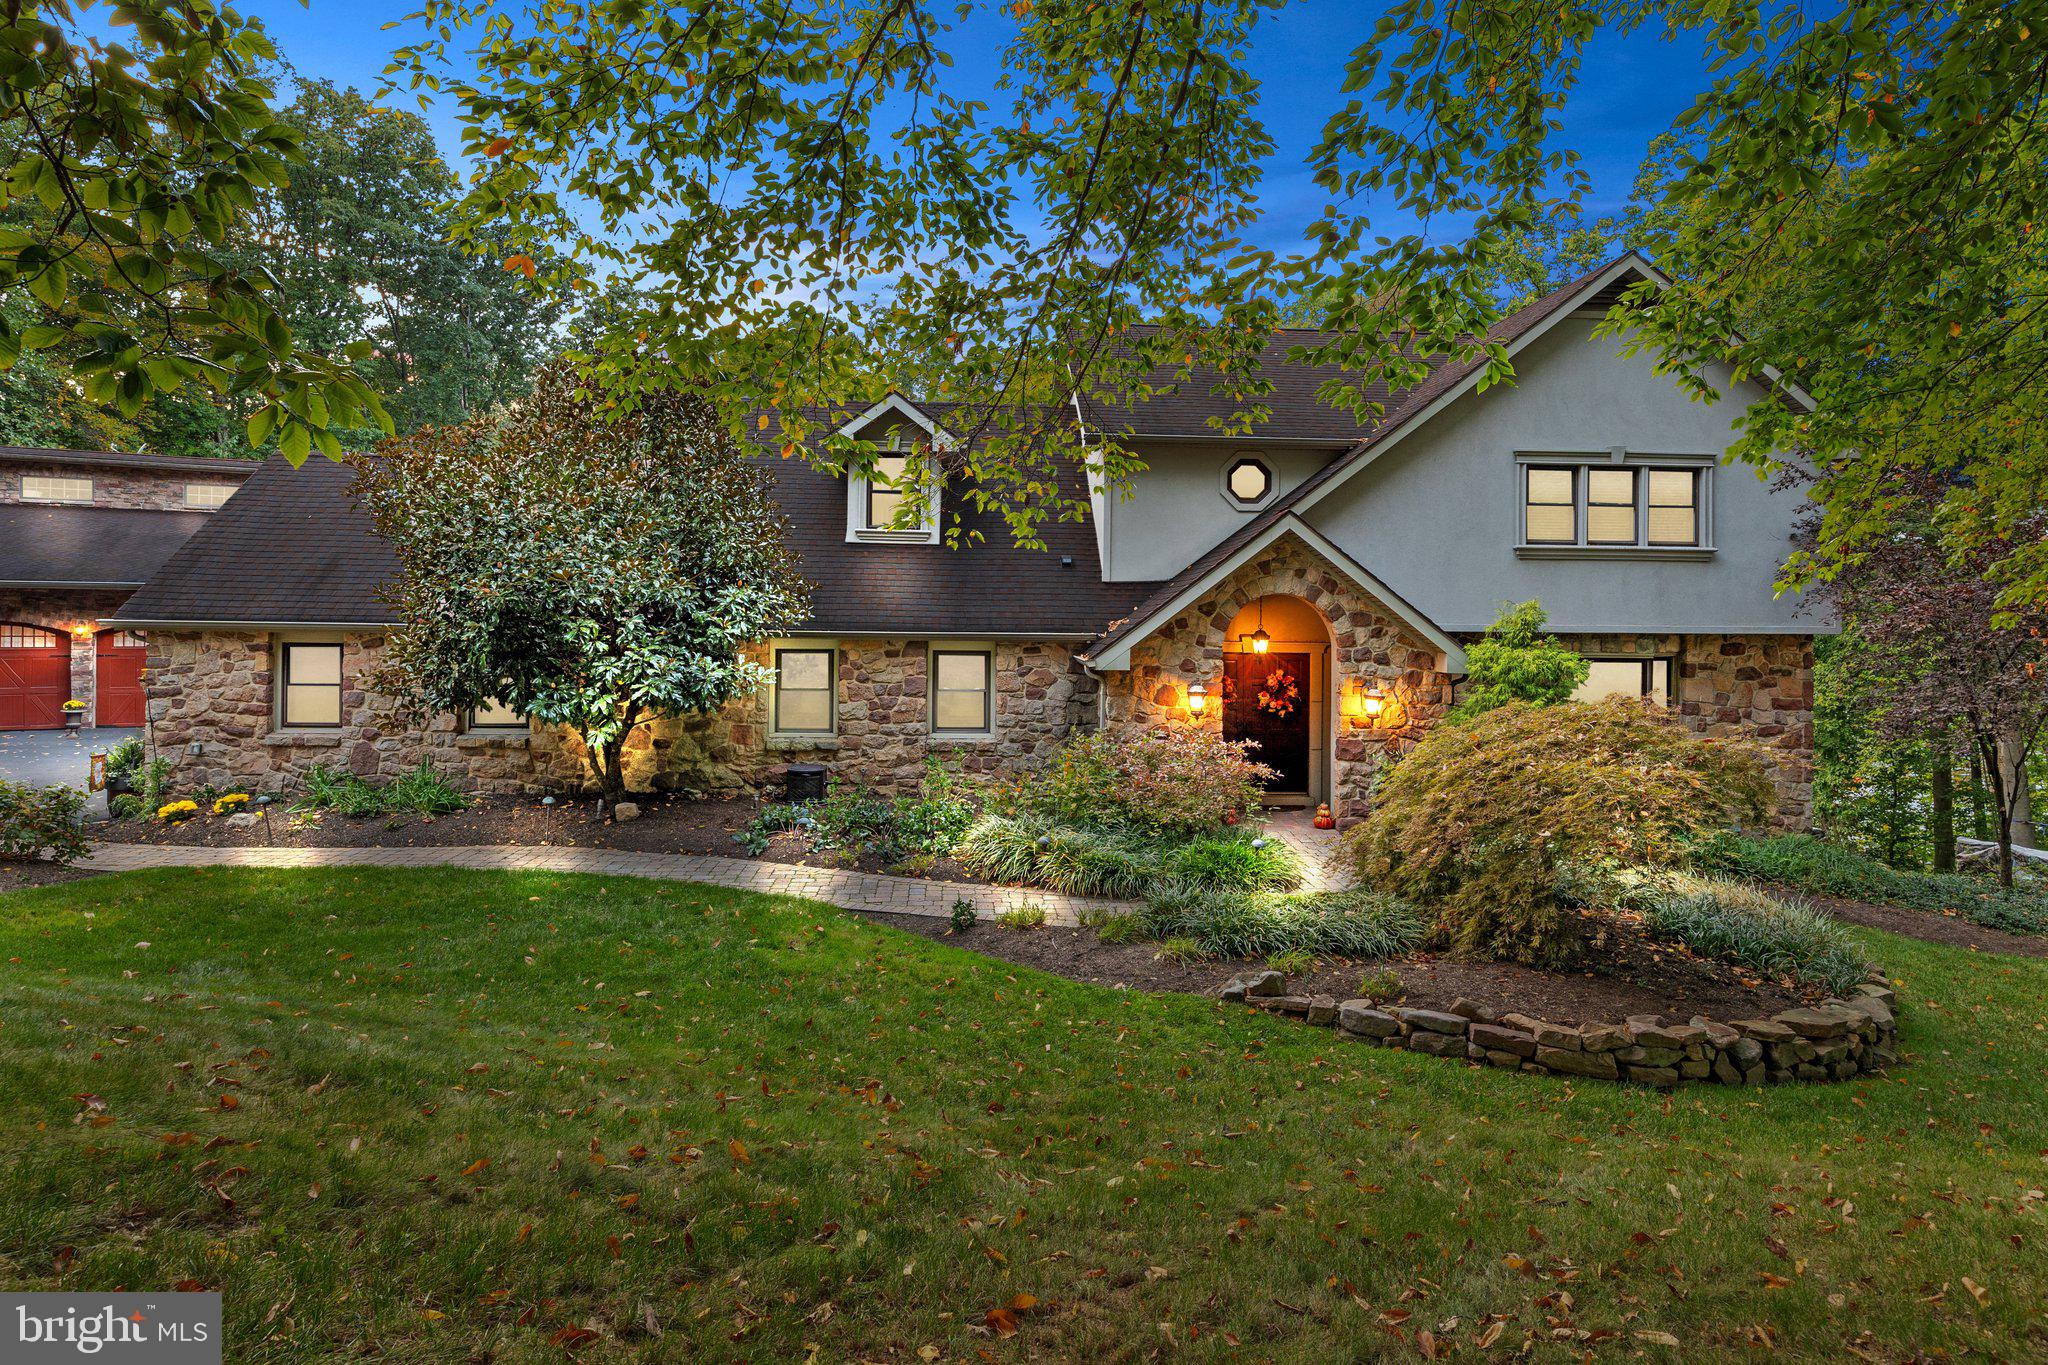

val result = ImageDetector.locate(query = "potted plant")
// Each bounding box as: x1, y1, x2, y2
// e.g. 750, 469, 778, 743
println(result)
61, 699, 86, 729
104, 738, 143, 797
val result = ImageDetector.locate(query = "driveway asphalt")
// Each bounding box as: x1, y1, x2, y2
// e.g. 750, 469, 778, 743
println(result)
0, 727, 143, 816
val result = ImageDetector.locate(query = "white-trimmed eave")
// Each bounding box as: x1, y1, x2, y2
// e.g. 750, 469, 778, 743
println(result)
1081, 514, 1466, 675
832, 392, 957, 448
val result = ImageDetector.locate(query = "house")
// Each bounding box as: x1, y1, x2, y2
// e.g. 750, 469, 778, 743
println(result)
0, 447, 256, 729
104, 255, 1823, 824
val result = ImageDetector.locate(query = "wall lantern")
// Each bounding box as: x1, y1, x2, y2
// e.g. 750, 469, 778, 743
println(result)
72, 624, 91, 638
1361, 679, 1385, 720
1187, 681, 1209, 715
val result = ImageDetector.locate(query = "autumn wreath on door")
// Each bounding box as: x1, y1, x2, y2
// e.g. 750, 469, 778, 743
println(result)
1223, 663, 1301, 718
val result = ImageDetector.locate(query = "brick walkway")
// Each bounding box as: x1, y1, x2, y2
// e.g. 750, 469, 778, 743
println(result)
77, 843, 1130, 928
1263, 808, 1354, 892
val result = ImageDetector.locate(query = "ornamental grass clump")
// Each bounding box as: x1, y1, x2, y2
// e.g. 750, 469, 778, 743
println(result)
1347, 699, 1776, 967
1139, 885, 1427, 960
1576, 866, 1873, 995
1697, 832, 2048, 937
955, 816, 1299, 899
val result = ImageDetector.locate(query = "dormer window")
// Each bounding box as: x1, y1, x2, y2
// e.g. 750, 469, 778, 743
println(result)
842, 395, 948, 545
866, 447, 912, 530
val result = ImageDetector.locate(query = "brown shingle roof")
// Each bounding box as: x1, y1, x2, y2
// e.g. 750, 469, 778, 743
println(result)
0, 504, 215, 588
0, 445, 263, 476
108, 456, 404, 626
111, 448, 1164, 637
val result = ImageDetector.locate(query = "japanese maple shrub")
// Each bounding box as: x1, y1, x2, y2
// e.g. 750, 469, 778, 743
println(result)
1347, 699, 1775, 967
357, 364, 807, 806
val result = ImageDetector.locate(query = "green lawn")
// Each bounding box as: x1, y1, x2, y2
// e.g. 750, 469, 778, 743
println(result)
2, 868, 2045, 1361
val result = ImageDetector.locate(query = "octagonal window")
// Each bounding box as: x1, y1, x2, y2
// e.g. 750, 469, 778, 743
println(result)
1225, 457, 1273, 505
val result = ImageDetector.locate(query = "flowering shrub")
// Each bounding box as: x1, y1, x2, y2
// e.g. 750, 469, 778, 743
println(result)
1010, 728, 1274, 837
0, 780, 88, 863
213, 792, 251, 815
157, 799, 199, 823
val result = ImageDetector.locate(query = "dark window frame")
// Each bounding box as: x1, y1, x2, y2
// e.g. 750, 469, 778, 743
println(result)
1579, 656, 1675, 703
772, 646, 838, 735
1522, 465, 1579, 545
929, 647, 994, 735
1584, 467, 1640, 545
1646, 467, 1701, 546
466, 696, 527, 731
277, 641, 345, 730
1224, 456, 1273, 506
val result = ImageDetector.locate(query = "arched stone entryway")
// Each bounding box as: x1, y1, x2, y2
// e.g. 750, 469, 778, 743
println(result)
1219, 594, 1330, 808
1097, 533, 1457, 822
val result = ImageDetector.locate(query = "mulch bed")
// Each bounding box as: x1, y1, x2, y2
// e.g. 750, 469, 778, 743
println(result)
93, 793, 996, 885
0, 860, 96, 893
1796, 889, 2048, 961
860, 905, 1817, 1027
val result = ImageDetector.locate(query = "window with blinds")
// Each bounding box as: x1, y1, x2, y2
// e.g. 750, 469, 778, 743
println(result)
1520, 460, 1705, 550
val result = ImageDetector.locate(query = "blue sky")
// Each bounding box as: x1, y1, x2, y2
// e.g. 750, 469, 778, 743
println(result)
245, 0, 1722, 255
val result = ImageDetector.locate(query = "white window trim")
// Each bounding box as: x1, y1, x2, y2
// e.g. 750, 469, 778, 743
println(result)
768, 639, 839, 738
1219, 453, 1277, 510
928, 640, 996, 740
273, 634, 346, 731
1513, 450, 1716, 560
840, 395, 946, 545
21, 473, 93, 503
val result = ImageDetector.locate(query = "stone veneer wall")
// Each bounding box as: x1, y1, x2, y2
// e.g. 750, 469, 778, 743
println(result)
0, 459, 252, 509
143, 631, 1097, 798
1096, 535, 1458, 823
1556, 632, 1816, 828
0, 587, 133, 727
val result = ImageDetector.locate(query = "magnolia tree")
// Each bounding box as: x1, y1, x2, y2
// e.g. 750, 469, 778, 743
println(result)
356, 366, 808, 805
1823, 490, 2048, 887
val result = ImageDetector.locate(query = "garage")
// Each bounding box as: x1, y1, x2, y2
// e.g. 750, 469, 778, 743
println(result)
96, 629, 148, 727
0, 623, 72, 729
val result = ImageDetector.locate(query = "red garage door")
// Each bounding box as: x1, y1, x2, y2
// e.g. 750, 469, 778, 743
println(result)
96, 629, 148, 727
0, 623, 72, 729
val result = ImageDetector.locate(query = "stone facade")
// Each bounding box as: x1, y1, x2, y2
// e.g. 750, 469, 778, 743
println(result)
0, 458, 252, 509
0, 586, 131, 727
1097, 534, 1458, 822
1556, 632, 1816, 827
144, 630, 1098, 799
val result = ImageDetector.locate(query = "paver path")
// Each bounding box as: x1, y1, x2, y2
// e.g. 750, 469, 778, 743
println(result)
1263, 808, 1353, 892
78, 843, 1130, 928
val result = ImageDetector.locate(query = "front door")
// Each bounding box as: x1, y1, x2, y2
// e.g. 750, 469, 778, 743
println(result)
1223, 651, 1311, 796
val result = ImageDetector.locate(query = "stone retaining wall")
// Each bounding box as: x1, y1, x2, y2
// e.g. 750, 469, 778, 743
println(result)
1223, 969, 1897, 1087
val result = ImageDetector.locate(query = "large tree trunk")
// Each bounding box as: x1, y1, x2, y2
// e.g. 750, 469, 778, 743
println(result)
1968, 748, 1991, 840
1999, 733, 2036, 851
1931, 753, 1956, 873
1979, 732, 2017, 889
577, 728, 632, 809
